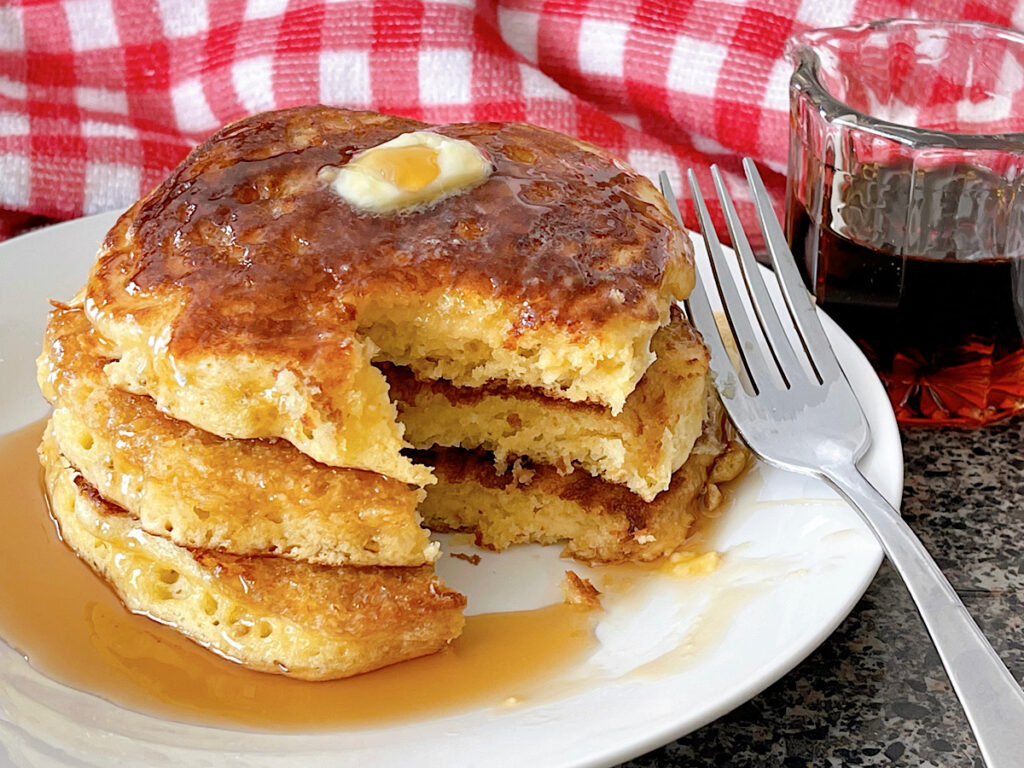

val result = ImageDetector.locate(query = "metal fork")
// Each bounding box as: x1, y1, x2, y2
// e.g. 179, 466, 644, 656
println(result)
659, 160, 1024, 767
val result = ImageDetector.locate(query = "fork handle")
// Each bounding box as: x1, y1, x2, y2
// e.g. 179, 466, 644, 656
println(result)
824, 464, 1024, 766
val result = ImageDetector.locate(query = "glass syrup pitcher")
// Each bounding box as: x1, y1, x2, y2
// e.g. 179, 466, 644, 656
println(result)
785, 19, 1024, 426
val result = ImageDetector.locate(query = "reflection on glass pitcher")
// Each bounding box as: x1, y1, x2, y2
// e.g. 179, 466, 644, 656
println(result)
785, 19, 1024, 426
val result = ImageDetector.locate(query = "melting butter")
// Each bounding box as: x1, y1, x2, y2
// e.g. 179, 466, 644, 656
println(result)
664, 550, 721, 578
324, 131, 492, 213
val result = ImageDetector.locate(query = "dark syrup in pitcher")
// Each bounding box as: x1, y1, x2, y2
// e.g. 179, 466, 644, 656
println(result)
788, 162, 1024, 426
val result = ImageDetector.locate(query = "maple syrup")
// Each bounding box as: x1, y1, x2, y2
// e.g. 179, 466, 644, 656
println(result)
788, 162, 1024, 426
0, 419, 596, 731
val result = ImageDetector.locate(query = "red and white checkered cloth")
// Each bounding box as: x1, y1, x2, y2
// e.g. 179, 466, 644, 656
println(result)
0, 0, 1021, 242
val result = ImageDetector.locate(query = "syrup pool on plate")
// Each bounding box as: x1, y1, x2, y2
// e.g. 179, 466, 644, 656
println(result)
0, 420, 597, 730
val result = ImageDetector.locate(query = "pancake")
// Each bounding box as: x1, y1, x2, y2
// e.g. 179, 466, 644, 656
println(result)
39, 427, 466, 681
39, 303, 437, 567
84, 106, 693, 484
387, 306, 709, 502
413, 391, 749, 563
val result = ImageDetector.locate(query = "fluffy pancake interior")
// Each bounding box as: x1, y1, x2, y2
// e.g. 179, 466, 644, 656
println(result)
411, 388, 749, 563
39, 427, 465, 681
359, 297, 666, 415
39, 304, 438, 567
388, 305, 709, 501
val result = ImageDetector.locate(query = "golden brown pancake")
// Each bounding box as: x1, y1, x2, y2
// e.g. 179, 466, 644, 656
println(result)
412, 392, 749, 563
388, 306, 709, 502
84, 106, 693, 483
39, 303, 438, 567
39, 428, 466, 681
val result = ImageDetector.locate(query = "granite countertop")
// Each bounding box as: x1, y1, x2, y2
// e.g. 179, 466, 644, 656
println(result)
623, 417, 1024, 768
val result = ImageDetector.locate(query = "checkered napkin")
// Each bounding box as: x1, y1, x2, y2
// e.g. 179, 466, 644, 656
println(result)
0, 0, 1020, 243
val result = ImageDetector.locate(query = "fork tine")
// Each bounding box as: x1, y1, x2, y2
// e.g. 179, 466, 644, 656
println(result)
743, 158, 842, 382
658, 172, 749, 404
710, 165, 809, 387
686, 169, 779, 393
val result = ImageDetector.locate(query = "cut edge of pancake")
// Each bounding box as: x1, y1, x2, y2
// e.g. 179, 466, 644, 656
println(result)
413, 392, 750, 564
389, 306, 711, 501
359, 295, 670, 416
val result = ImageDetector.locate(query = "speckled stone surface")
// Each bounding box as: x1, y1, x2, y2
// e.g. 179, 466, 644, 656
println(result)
621, 417, 1024, 768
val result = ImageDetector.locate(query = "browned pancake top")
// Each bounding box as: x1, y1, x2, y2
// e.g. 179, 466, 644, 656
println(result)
87, 106, 688, 359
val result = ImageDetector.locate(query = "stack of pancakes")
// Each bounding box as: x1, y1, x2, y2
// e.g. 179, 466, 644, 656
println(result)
38, 106, 746, 680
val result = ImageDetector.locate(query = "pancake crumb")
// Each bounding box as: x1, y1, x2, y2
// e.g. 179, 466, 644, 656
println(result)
562, 571, 602, 609
509, 458, 535, 487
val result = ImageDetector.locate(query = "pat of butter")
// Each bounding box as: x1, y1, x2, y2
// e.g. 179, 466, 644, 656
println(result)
324, 131, 491, 213
665, 550, 721, 578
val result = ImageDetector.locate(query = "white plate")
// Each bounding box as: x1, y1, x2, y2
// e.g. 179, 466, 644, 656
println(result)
0, 215, 900, 768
